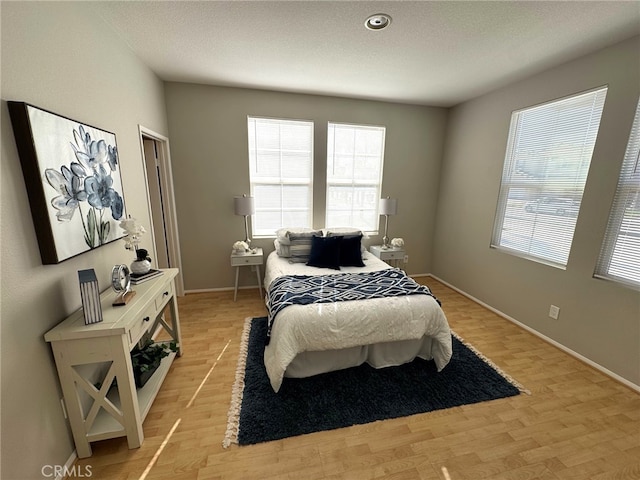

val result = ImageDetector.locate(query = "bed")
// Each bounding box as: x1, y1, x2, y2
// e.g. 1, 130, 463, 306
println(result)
263, 231, 452, 392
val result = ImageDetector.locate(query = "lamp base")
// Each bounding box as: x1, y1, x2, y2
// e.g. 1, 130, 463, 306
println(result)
382, 214, 391, 249
243, 216, 252, 249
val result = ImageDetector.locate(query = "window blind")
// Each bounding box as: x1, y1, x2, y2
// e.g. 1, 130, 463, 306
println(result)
595, 99, 640, 289
326, 123, 386, 233
248, 117, 313, 236
491, 87, 608, 267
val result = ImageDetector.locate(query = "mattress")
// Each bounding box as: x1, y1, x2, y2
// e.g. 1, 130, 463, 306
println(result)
263, 251, 452, 392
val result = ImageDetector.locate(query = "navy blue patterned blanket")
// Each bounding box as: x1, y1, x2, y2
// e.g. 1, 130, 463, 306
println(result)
266, 269, 440, 341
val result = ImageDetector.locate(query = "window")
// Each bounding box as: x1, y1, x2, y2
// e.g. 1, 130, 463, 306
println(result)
326, 122, 386, 232
491, 87, 608, 267
595, 99, 640, 289
247, 117, 313, 236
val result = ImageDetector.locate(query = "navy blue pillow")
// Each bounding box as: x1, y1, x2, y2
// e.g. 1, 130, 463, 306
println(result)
307, 235, 342, 270
339, 235, 365, 267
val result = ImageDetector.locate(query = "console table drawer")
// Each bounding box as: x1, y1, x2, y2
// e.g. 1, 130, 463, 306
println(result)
154, 281, 174, 312
129, 304, 155, 347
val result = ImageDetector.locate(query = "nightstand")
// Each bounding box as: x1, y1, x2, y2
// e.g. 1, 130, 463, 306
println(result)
370, 245, 405, 268
230, 248, 263, 301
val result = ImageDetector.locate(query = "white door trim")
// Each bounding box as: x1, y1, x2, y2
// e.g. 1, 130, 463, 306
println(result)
138, 125, 185, 296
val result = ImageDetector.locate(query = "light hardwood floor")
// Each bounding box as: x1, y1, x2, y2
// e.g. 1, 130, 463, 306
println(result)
73, 277, 640, 480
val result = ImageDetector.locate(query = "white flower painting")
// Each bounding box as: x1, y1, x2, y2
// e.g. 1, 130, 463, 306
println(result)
8, 102, 127, 264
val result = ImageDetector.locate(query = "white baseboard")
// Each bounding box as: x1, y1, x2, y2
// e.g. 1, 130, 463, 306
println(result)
55, 450, 77, 480
428, 274, 640, 394
185, 285, 258, 294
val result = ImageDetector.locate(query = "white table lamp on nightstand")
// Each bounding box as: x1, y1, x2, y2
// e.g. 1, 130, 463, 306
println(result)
379, 197, 397, 249
234, 194, 255, 246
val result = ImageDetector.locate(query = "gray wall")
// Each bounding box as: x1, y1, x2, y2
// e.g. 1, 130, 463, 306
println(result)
433, 36, 640, 387
1, 3, 168, 478
164, 83, 448, 291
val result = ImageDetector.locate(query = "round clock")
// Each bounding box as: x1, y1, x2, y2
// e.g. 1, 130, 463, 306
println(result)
111, 264, 131, 294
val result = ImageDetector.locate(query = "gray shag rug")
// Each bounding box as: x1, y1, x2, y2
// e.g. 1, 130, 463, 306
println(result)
224, 317, 527, 447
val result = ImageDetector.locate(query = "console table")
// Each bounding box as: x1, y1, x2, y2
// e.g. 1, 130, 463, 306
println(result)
44, 268, 182, 458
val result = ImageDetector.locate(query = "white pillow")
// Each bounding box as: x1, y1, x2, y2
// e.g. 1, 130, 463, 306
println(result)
274, 239, 311, 259
325, 228, 363, 237
274, 232, 322, 263
274, 239, 291, 257
275, 228, 322, 245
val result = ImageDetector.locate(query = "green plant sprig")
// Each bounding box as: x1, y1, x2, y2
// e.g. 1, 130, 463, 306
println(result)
131, 339, 178, 373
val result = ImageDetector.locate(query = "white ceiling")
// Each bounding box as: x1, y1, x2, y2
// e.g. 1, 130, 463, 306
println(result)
91, 1, 640, 107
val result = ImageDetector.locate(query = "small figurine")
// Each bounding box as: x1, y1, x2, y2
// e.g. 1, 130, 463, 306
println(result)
233, 241, 249, 254
391, 238, 404, 248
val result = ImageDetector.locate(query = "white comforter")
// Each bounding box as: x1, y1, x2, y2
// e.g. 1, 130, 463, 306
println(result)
263, 252, 452, 392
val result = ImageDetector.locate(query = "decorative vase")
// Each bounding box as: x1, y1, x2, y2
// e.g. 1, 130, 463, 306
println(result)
131, 259, 151, 275
131, 248, 152, 275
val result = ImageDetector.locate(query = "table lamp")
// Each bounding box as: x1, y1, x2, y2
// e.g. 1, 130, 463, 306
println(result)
234, 194, 255, 245
379, 197, 397, 249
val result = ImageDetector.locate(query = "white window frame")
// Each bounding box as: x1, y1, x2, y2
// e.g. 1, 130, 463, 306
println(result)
595, 98, 640, 290
247, 116, 314, 237
491, 87, 608, 268
325, 122, 386, 233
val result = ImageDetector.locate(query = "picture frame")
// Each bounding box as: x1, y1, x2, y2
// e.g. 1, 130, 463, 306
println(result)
8, 102, 127, 264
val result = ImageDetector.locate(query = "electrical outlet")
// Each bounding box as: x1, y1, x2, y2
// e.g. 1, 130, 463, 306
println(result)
549, 305, 560, 320
403, 254, 409, 263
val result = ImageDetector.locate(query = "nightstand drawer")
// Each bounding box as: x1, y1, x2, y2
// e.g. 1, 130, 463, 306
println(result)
370, 245, 405, 262
382, 250, 404, 260
231, 254, 263, 266
129, 304, 155, 347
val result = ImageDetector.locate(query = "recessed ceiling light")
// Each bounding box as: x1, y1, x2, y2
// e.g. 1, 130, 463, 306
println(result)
365, 13, 392, 31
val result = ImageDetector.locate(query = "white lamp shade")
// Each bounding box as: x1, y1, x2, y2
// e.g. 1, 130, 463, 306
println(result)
234, 196, 255, 216
379, 197, 397, 216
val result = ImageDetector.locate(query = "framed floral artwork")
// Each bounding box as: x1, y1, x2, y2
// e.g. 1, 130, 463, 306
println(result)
8, 102, 127, 264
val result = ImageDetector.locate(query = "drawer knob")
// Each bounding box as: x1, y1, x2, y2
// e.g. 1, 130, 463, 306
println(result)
143, 316, 150, 322
163, 291, 169, 297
